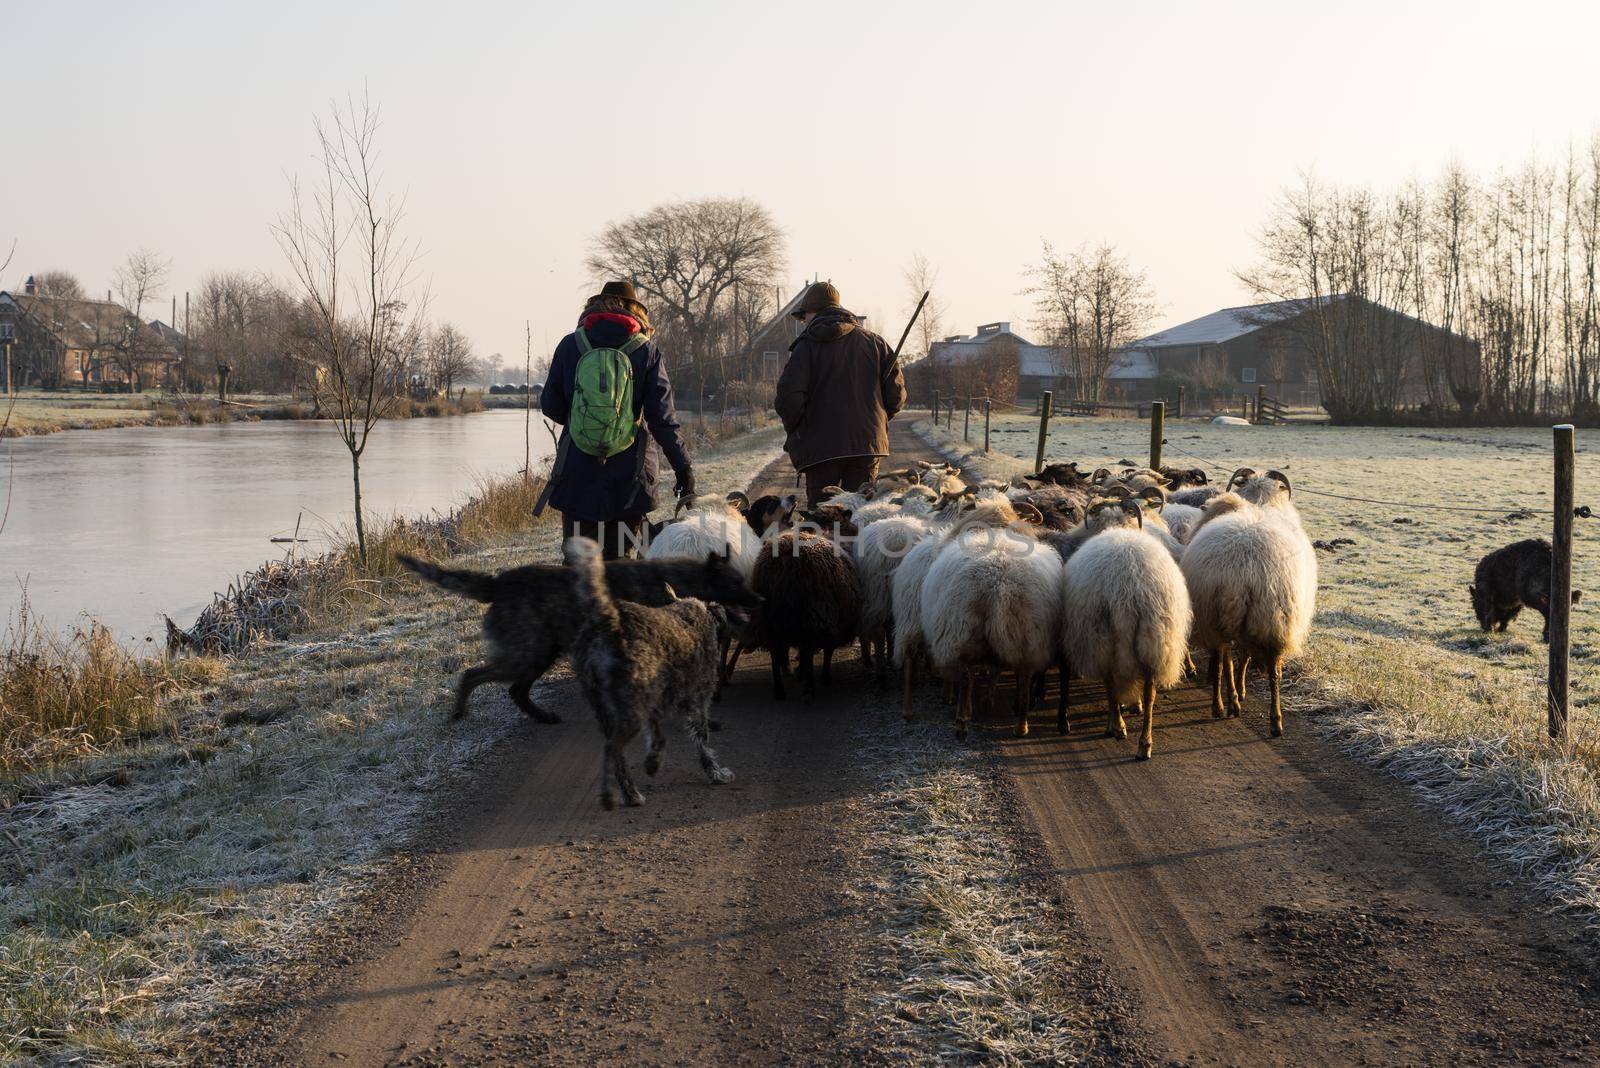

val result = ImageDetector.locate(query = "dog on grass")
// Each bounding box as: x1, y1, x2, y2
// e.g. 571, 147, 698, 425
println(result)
565, 536, 739, 809
397, 549, 758, 723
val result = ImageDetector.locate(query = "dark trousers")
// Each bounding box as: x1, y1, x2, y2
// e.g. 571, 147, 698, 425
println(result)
802, 456, 881, 507
561, 515, 644, 560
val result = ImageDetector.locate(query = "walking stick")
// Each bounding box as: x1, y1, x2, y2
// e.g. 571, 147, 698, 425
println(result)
894, 290, 930, 361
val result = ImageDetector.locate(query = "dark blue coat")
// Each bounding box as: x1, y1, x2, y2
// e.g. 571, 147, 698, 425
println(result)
540, 320, 691, 522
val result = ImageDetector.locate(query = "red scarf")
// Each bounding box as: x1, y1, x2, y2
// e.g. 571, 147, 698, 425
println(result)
581, 312, 641, 334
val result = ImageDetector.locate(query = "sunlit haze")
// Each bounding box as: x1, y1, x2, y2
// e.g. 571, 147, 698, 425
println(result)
8, 0, 1600, 359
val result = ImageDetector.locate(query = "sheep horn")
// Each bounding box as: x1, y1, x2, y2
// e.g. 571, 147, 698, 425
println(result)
1137, 487, 1165, 508
1120, 498, 1144, 527
726, 490, 751, 511
1013, 501, 1045, 525
1091, 467, 1112, 483
821, 484, 846, 498
1227, 467, 1256, 489
1266, 469, 1292, 496
1102, 484, 1132, 500
1190, 468, 1208, 484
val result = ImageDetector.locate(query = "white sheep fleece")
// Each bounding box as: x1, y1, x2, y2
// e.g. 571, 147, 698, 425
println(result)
855, 514, 931, 638
1181, 505, 1317, 663
644, 505, 761, 581
1234, 474, 1304, 531
1160, 503, 1205, 543
921, 527, 1064, 680
1061, 527, 1193, 704
850, 497, 906, 528
891, 532, 948, 665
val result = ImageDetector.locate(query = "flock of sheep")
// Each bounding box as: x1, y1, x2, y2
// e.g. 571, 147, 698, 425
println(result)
644, 456, 1317, 760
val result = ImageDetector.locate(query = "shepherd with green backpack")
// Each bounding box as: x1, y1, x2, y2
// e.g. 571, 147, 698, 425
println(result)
538, 281, 695, 558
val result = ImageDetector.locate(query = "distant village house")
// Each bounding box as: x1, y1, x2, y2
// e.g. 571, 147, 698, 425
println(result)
0, 277, 181, 390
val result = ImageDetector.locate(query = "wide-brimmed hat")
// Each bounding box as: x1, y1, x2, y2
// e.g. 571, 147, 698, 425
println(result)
585, 280, 650, 322
792, 281, 842, 319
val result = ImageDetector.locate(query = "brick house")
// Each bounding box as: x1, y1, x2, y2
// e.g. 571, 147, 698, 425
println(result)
0, 277, 181, 389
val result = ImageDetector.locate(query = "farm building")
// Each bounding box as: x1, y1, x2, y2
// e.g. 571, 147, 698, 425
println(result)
904, 322, 1059, 404
1107, 294, 1479, 408
0, 278, 181, 390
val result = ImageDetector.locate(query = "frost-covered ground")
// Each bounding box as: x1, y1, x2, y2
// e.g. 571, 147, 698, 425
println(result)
920, 412, 1600, 927
0, 427, 787, 1065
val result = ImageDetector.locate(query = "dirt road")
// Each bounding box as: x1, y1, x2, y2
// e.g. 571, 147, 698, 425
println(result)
217, 423, 1600, 1066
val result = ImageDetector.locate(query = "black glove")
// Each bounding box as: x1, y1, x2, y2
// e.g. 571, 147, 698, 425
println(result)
673, 466, 696, 500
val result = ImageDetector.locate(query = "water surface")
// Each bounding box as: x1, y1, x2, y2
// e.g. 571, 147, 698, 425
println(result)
1, 411, 553, 642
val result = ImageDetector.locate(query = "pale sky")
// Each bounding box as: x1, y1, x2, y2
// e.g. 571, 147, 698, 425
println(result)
6, 0, 1599, 365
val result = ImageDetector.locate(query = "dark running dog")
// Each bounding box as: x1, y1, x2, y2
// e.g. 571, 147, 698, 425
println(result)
1469, 538, 1582, 642
565, 537, 740, 809
397, 550, 758, 722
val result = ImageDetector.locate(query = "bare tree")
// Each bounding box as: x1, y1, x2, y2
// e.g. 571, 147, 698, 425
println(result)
586, 197, 786, 391
426, 322, 475, 395
274, 91, 426, 564
1026, 241, 1158, 402
30, 270, 85, 299
901, 253, 949, 403
110, 249, 171, 392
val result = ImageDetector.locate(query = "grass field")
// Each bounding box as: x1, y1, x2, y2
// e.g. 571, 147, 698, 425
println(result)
919, 411, 1600, 924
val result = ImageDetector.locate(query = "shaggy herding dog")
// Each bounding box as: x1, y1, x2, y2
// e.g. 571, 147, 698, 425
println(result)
565, 537, 745, 809
397, 549, 757, 723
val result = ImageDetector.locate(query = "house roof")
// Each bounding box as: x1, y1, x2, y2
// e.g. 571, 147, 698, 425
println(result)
1130, 297, 1325, 350
925, 322, 1058, 378
0, 291, 180, 359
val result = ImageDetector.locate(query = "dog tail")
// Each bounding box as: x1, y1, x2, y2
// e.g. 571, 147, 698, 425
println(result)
564, 537, 623, 636
395, 554, 497, 602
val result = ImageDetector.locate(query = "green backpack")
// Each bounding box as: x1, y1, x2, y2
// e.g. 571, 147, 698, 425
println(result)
570, 327, 647, 461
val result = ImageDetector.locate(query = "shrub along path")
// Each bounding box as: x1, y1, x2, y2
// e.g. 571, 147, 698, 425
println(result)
214, 423, 1600, 1065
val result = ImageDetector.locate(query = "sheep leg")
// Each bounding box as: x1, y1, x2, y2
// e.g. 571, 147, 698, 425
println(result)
800, 647, 818, 704
1014, 668, 1031, 737
1056, 654, 1071, 735
770, 644, 787, 702
1229, 654, 1250, 718
1183, 652, 1198, 679
984, 671, 998, 719
822, 645, 834, 685
1209, 651, 1226, 719
1269, 657, 1284, 738
955, 671, 974, 740
859, 636, 873, 670
902, 656, 916, 723
720, 637, 745, 685
1137, 671, 1156, 761
942, 678, 954, 705
1104, 680, 1126, 739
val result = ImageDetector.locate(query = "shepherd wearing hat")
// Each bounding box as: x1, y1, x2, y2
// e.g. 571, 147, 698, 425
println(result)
775, 281, 907, 506
537, 280, 694, 558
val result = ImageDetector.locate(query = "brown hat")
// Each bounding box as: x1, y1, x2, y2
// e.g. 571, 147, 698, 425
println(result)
593, 280, 640, 304
792, 281, 841, 319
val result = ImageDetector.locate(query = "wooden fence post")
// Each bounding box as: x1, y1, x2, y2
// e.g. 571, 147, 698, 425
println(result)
1175, 385, 1185, 419
963, 397, 971, 442
1034, 390, 1053, 473
983, 396, 991, 452
1550, 423, 1575, 743
1256, 385, 1266, 425
933, 389, 940, 424
1149, 400, 1165, 471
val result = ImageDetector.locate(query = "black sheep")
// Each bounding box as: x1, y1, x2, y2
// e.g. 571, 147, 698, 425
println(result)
1469, 538, 1582, 642
751, 531, 863, 702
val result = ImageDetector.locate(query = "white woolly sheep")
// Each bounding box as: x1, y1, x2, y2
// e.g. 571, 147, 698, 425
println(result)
646, 495, 762, 581
892, 497, 1021, 720
920, 518, 1063, 739
1060, 524, 1192, 759
1180, 491, 1317, 736
853, 513, 932, 673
